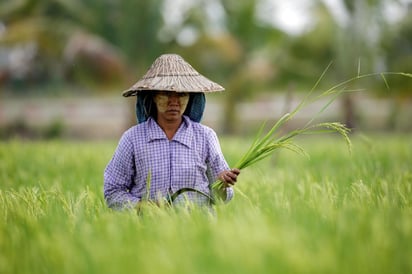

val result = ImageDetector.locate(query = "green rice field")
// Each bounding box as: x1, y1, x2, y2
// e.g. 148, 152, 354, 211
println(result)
1, 134, 411, 274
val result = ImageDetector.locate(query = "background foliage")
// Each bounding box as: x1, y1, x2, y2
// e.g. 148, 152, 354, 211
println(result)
0, 0, 411, 132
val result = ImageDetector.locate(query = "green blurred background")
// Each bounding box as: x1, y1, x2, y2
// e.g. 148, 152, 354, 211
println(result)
0, 0, 411, 139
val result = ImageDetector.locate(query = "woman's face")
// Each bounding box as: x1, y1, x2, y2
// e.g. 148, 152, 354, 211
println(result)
153, 91, 190, 121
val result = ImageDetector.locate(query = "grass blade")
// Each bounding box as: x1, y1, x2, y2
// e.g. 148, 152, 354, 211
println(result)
145, 169, 152, 201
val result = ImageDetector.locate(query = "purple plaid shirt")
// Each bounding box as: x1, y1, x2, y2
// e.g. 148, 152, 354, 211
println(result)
104, 115, 233, 209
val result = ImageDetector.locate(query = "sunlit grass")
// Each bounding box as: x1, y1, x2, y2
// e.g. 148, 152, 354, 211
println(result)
0, 135, 411, 274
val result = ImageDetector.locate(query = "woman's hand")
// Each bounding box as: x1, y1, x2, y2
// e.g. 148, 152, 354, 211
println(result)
218, 168, 240, 187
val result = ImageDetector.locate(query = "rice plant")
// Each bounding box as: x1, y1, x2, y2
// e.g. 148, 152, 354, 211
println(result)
1, 136, 411, 274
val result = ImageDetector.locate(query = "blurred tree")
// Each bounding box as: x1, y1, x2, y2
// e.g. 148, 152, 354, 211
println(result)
83, 0, 165, 72
274, 2, 337, 90
166, 0, 285, 134
217, 0, 288, 134
382, 3, 412, 96
331, 0, 390, 129
0, 0, 83, 87
277, 0, 411, 130
63, 0, 167, 94
381, 3, 412, 129
77, 0, 167, 126
0, 0, 165, 92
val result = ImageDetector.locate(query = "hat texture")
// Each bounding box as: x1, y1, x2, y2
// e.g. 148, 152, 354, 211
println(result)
122, 54, 224, 97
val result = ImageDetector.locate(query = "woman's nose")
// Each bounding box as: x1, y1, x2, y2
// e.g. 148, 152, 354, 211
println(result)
168, 94, 180, 104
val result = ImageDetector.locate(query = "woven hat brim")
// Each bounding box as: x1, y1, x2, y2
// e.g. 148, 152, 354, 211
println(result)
122, 54, 224, 97
122, 74, 224, 97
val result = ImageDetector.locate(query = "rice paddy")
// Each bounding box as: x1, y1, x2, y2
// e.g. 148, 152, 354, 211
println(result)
1, 134, 411, 274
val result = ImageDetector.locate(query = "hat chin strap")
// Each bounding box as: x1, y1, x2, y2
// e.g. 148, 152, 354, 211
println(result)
136, 93, 206, 123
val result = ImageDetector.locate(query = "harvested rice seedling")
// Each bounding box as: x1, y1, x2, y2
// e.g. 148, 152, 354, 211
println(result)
212, 68, 411, 197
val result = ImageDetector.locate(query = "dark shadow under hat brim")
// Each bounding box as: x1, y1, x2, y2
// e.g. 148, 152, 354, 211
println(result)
135, 92, 206, 123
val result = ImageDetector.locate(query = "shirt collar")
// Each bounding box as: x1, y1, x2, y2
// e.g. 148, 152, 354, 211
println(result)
146, 116, 193, 148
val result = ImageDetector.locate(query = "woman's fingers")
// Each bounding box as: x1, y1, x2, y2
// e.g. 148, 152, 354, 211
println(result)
231, 168, 240, 175
220, 169, 241, 186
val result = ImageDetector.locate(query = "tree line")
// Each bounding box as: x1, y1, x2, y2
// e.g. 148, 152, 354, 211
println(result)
0, 0, 411, 131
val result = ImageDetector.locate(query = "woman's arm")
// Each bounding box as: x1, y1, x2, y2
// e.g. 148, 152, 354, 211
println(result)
206, 128, 239, 202
104, 132, 139, 209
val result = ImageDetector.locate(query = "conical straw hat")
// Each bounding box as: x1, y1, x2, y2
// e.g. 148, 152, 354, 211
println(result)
122, 54, 225, 97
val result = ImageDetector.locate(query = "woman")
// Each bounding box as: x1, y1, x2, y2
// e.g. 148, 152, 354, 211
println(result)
104, 54, 240, 210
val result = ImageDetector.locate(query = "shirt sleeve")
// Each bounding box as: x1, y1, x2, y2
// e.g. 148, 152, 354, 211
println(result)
206, 128, 234, 203
104, 131, 140, 209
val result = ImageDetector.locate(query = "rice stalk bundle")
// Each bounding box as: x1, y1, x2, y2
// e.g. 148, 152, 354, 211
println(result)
211, 66, 411, 195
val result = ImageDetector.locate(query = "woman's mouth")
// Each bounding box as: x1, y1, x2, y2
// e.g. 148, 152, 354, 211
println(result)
166, 109, 180, 114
